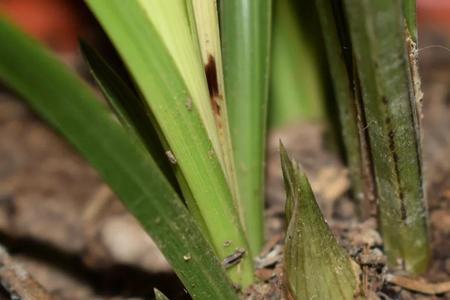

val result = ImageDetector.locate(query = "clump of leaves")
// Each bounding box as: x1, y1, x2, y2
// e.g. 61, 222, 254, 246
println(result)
0, 19, 239, 300
0, 0, 430, 299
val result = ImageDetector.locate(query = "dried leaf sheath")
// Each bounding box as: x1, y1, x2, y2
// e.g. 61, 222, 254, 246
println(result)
280, 144, 360, 300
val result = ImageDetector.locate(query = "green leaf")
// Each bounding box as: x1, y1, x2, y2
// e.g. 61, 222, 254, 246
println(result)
270, 0, 326, 127
280, 144, 360, 300
85, 1, 254, 286
188, 0, 242, 223
80, 41, 211, 236
79, 40, 179, 192
403, 0, 417, 42
220, 0, 272, 255
136, 0, 223, 168
343, 0, 430, 273
315, 0, 375, 218
0, 18, 239, 300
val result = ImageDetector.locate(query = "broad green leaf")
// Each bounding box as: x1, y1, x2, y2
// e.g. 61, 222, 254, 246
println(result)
0, 18, 239, 300
270, 0, 326, 127
280, 144, 360, 300
85, 1, 254, 286
220, 0, 272, 255
343, 0, 429, 273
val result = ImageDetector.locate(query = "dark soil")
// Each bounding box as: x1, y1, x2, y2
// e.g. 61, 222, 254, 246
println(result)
0, 31, 448, 300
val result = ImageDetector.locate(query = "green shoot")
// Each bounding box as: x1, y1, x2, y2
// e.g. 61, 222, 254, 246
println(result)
280, 144, 360, 300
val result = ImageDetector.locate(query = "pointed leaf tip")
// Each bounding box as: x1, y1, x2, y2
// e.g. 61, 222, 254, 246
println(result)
280, 149, 361, 300
154, 288, 170, 300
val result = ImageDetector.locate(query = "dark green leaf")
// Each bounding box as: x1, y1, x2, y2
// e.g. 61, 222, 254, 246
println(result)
79, 40, 180, 192
315, 0, 375, 218
343, 0, 429, 273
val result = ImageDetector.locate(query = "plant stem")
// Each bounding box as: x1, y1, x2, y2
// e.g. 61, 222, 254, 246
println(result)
269, 0, 326, 128
315, 0, 376, 218
220, 0, 272, 255
343, 0, 430, 273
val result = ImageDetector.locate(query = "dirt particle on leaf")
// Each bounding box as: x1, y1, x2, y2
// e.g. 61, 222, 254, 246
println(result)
183, 254, 191, 261
223, 240, 232, 248
165, 150, 177, 164
207, 148, 215, 159
185, 97, 192, 111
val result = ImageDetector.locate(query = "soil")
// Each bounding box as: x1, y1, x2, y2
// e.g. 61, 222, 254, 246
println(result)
0, 31, 448, 300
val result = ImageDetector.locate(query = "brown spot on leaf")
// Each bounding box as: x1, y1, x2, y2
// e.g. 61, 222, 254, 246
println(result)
205, 55, 221, 116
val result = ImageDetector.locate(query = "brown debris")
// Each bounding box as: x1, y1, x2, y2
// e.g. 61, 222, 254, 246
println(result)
255, 234, 283, 269
386, 274, 450, 295
0, 245, 54, 300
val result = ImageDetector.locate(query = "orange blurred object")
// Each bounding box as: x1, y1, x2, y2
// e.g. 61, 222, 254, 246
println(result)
0, 0, 86, 53
1, 0, 449, 50
418, 0, 450, 30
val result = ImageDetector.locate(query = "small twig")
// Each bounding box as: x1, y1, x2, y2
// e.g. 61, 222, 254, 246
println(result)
82, 184, 112, 223
385, 274, 450, 295
0, 245, 54, 300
